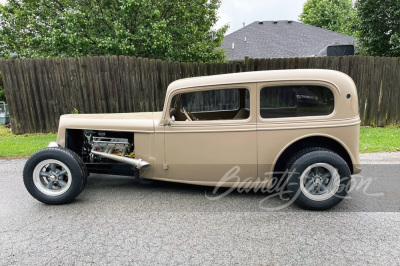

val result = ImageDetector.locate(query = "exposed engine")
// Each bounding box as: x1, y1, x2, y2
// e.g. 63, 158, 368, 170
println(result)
65, 129, 150, 171
83, 130, 135, 163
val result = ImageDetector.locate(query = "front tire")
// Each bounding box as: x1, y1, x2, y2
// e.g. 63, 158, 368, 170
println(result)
23, 147, 87, 204
286, 149, 351, 210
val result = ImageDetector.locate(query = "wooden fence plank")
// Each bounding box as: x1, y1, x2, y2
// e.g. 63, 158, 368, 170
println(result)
109, 56, 120, 113
80, 57, 95, 113
20, 60, 38, 132
392, 58, 400, 125
34, 59, 52, 132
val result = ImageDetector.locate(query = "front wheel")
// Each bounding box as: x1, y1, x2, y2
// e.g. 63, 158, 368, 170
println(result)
23, 147, 87, 205
286, 149, 351, 210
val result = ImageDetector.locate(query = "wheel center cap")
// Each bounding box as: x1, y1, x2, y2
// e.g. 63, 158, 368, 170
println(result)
49, 175, 56, 181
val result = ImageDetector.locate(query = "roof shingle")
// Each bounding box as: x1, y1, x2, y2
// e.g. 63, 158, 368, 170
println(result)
221, 20, 356, 60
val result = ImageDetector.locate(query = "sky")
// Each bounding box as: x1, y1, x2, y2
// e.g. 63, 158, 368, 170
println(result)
0, 0, 307, 35
216, 0, 308, 35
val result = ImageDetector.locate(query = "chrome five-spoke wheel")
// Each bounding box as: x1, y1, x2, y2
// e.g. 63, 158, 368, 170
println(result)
299, 163, 340, 202
33, 159, 72, 196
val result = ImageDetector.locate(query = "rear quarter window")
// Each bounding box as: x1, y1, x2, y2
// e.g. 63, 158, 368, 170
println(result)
260, 85, 334, 119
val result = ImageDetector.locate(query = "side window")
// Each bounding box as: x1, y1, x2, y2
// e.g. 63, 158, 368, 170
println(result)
260, 85, 334, 119
170, 88, 250, 121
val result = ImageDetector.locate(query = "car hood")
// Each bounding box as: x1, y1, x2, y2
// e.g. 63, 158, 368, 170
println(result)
58, 112, 163, 132
56, 112, 163, 146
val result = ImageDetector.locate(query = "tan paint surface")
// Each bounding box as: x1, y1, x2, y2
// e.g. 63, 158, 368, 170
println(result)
55, 69, 361, 186
56, 112, 162, 146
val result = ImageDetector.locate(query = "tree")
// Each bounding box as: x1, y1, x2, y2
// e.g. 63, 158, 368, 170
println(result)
0, 0, 227, 62
356, 0, 400, 57
299, 0, 356, 36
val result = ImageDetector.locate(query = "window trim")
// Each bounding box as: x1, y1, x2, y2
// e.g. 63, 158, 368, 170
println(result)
257, 80, 338, 122
166, 85, 253, 125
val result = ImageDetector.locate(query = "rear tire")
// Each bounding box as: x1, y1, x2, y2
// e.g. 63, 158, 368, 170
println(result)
23, 147, 87, 205
286, 149, 351, 210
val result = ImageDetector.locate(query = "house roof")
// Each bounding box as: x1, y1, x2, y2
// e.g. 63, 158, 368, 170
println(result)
221, 20, 356, 60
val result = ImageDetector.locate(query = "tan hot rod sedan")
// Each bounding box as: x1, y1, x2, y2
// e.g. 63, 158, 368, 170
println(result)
23, 69, 361, 210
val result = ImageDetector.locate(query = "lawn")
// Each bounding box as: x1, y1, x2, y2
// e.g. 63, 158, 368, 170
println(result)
0, 125, 399, 158
0, 126, 57, 157
360, 126, 400, 153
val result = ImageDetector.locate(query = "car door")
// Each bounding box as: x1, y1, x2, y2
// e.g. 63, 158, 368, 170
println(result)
163, 84, 257, 185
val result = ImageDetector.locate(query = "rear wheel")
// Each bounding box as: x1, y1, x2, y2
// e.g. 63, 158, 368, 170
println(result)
286, 149, 351, 210
23, 147, 87, 204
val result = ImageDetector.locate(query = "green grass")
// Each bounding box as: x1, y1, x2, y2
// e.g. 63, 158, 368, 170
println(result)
0, 125, 399, 158
0, 126, 56, 157
360, 126, 400, 153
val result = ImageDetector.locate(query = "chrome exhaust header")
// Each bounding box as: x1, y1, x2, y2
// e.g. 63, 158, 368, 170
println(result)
91, 150, 151, 169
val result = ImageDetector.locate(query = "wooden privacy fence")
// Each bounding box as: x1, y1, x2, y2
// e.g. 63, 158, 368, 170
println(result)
0, 56, 244, 134
0, 55, 400, 134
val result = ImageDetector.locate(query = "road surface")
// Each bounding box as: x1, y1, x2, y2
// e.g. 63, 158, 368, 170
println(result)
1, 153, 400, 265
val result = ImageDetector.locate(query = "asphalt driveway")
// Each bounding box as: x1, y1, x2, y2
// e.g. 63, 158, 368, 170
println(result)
1, 153, 400, 265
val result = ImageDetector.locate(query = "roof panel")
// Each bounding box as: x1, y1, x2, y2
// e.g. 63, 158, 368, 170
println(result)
221, 21, 356, 60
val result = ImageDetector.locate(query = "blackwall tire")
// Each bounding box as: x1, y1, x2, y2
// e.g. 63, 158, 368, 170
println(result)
287, 149, 351, 210
23, 147, 87, 205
